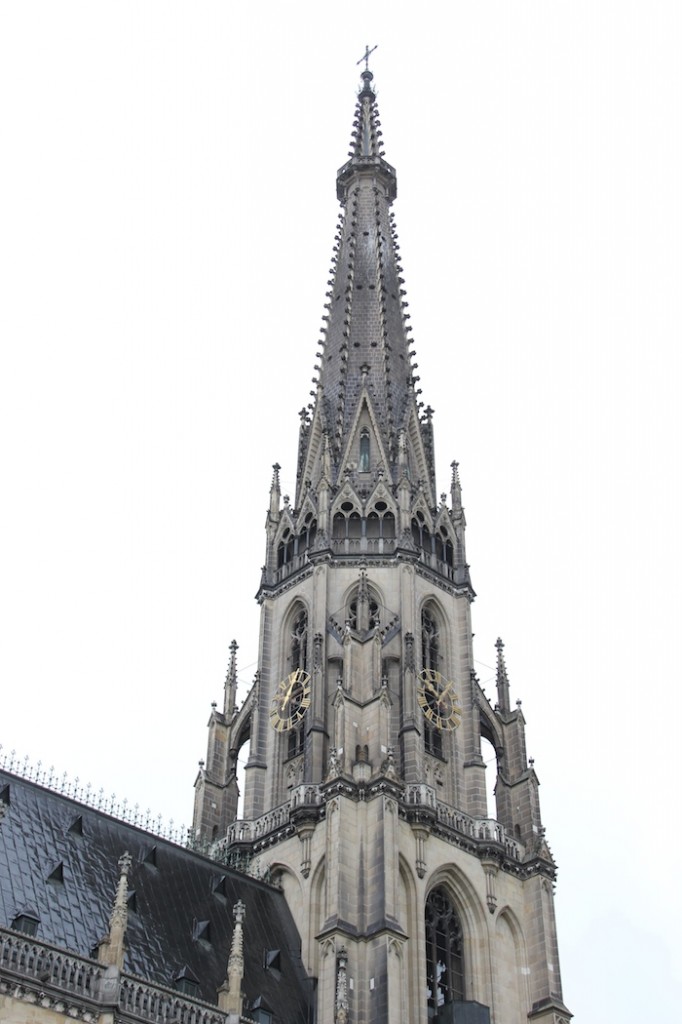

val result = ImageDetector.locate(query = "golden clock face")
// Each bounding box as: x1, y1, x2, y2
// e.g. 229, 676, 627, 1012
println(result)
270, 668, 312, 731
417, 669, 462, 731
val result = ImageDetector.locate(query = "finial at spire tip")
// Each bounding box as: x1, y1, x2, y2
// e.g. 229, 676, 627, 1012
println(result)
356, 44, 378, 74
495, 637, 511, 711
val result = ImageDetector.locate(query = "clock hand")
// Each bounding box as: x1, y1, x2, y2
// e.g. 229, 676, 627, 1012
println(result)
287, 675, 297, 699
438, 681, 453, 705
279, 674, 296, 709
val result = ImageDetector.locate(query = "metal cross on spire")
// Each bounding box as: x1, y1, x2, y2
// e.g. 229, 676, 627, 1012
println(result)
357, 44, 378, 72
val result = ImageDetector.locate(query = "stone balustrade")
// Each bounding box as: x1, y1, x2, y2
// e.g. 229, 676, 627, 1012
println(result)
403, 783, 438, 809
217, 782, 521, 864
403, 784, 522, 860
119, 976, 226, 1024
219, 784, 324, 850
0, 926, 227, 1024
0, 928, 101, 1000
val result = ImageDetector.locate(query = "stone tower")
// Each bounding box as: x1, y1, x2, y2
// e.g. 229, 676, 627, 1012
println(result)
193, 67, 571, 1024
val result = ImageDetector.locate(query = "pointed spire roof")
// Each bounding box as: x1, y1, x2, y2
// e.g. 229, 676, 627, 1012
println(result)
297, 68, 428, 499
336, 70, 396, 196
495, 637, 511, 712
224, 639, 239, 717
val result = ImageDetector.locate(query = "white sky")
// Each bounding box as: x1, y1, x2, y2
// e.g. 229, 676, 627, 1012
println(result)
1, 3, 680, 1020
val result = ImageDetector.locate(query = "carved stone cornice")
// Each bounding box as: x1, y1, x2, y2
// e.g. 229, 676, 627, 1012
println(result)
0, 978, 100, 1021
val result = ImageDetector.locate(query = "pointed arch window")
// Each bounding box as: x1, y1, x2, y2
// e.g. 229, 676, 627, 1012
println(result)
412, 512, 432, 555
332, 500, 395, 552
277, 529, 294, 569
333, 502, 361, 542
290, 609, 308, 673
422, 606, 443, 758
381, 510, 395, 539
283, 607, 308, 761
359, 429, 370, 472
287, 725, 305, 760
438, 527, 454, 568
298, 513, 317, 555
425, 888, 464, 1016
367, 501, 395, 541
348, 511, 362, 539
422, 608, 439, 672
366, 510, 381, 540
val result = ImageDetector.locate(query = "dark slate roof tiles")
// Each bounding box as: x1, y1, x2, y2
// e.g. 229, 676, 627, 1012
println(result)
0, 771, 313, 1022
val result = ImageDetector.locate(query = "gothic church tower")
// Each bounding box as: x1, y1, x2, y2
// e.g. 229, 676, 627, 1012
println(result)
193, 67, 571, 1024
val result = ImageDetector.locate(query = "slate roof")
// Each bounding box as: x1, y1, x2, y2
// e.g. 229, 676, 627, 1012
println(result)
0, 770, 313, 1022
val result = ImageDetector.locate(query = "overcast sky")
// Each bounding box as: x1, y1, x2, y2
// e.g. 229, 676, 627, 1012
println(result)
1, 3, 680, 1021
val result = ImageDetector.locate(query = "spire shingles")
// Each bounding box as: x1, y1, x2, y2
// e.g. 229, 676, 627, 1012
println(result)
302, 69, 420, 487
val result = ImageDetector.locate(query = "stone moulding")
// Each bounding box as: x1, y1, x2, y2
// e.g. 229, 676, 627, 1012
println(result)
216, 780, 540, 878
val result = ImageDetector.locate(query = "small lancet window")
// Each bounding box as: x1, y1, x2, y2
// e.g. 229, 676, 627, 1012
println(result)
425, 724, 443, 759
422, 608, 440, 672
422, 607, 443, 758
290, 609, 308, 673
333, 513, 346, 540
412, 514, 430, 552
277, 530, 294, 569
298, 514, 317, 555
359, 430, 370, 472
348, 511, 362, 538
437, 527, 454, 568
425, 888, 465, 1015
287, 723, 305, 760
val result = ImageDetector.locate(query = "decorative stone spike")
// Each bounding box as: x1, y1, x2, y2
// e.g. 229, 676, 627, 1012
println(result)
218, 900, 246, 1015
269, 463, 282, 521
224, 640, 239, 718
98, 851, 132, 970
450, 460, 462, 512
495, 637, 511, 713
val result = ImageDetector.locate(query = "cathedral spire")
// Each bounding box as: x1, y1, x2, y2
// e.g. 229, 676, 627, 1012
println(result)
193, 65, 569, 1024
296, 67, 431, 503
